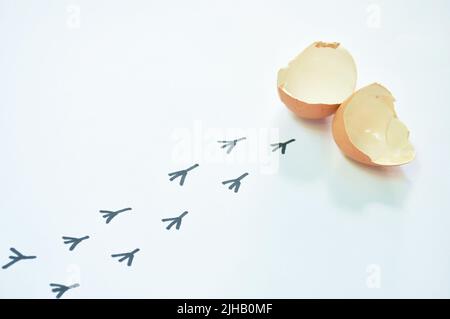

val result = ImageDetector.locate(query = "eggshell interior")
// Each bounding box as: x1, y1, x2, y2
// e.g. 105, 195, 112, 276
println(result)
343, 83, 415, 166
277, 42, 357, 105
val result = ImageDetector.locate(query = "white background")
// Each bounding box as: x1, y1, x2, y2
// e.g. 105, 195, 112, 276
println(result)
1, 0, 450, 298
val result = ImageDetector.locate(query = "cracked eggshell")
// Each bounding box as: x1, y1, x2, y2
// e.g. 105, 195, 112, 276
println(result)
277, 41, 357, 119
332, 83, 415, 166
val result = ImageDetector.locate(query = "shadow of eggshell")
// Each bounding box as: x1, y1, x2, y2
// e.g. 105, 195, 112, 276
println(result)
327, 156, 412, 211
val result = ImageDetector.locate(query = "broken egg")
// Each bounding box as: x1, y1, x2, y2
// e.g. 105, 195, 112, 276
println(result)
332, 83, 415, 166
277, 41, 357, 119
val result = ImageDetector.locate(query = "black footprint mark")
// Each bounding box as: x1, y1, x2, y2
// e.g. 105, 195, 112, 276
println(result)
49, 283, 80, 299
271, 139, 296, 154
2, 248, 37, 270
62, 236, 90, 251
218, 137, 246, 154
99, 207, 132, 224
222, 173, 249, 193
111, 248, 140, 267
161, 211, 188, 230
168, 164, 199, 186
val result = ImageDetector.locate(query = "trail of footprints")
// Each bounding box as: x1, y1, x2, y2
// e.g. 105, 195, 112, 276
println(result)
1, 137, 296, 298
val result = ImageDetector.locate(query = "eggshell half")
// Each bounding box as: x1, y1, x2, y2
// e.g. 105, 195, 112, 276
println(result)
332, 83, 415, 166
277, 41, 357, 119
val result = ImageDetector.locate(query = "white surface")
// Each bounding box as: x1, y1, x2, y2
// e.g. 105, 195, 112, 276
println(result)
1, 0, 450, 298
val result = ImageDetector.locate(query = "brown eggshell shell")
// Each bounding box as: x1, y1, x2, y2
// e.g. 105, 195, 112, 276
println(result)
332, 95, 380, 166
278, 87, 339, 119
